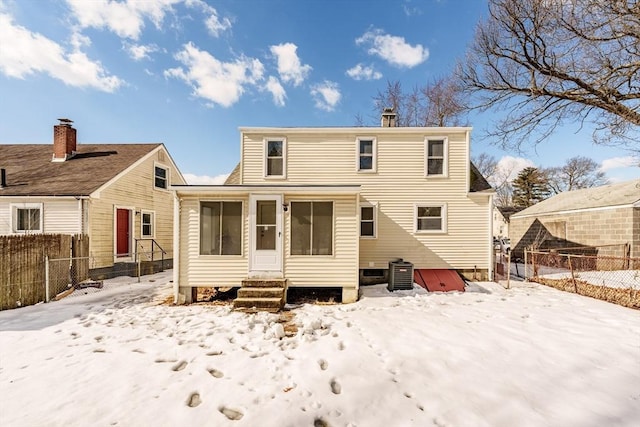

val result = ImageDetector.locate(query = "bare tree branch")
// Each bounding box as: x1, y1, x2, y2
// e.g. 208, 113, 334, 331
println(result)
457, 0, 640, 151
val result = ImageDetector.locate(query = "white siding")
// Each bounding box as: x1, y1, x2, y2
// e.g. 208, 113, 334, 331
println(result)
0, 198, 80, 235
284, 195, 358, 289
178, 193, 249, 288
240, 129, 491, 273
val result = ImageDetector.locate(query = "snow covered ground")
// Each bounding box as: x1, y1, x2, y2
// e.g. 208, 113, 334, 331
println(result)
1, 271, 639, 427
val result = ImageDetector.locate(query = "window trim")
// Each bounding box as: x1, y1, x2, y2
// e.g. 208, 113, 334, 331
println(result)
263, 137, 287, 179
289, 200, 334, 256
154, 162, 169, 190
141, 210, 155, 238
359, 202, 377, 239
198, 200, 244, 257
356, 136, 377, 173
414, 203, 447, 234
11, 203, 43, 233
424, 137, 448, 178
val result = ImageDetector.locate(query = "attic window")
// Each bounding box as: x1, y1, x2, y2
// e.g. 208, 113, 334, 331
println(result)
265, 138, 286, 178
154, 165, 168, 189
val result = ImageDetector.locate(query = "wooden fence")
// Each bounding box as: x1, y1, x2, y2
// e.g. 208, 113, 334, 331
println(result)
0, 234, 88, 311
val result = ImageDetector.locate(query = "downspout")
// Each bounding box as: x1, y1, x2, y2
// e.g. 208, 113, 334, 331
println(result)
173, 192, 180, 304
489, 193, 494, 281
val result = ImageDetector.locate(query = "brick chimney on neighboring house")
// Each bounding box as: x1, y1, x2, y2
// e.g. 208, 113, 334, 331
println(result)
381, 108, 397, 127
53, 118, 77, 162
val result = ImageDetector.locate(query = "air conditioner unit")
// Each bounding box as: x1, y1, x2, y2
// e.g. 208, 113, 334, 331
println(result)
388, 259, 414, 291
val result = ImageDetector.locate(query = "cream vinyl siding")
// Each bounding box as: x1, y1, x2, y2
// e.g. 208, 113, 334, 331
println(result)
88, 148, 184, 267
178, 193, 248, 288
241, 129, 490, 272
284, 194, 358, 289
0, 199, 80, 235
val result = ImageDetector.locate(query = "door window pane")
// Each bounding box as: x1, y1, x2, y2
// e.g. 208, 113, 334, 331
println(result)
256, 200, 276, 250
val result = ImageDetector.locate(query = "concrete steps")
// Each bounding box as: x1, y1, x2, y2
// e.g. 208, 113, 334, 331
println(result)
233, 279, 287, 312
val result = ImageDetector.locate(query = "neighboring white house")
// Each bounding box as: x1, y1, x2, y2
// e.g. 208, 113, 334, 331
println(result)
0, 119, 185, 276
173, 112, 494, 304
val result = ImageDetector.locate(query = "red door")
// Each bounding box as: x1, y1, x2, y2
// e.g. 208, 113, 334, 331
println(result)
116, 209, 130, 257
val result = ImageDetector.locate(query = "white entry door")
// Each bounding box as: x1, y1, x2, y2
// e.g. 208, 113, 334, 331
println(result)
249, 194, 283, 275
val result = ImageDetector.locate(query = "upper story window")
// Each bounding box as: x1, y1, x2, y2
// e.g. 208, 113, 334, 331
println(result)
357, 137, 376, 172
265, 138, 286, 178
154, 165, 168, 189
415, 203, 447, 233
425, 137, 448, 177
360, 204, 377, 238
12, 203, 43, 233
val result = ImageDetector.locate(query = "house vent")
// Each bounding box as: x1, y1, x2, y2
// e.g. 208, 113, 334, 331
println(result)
387, 259, 413, 291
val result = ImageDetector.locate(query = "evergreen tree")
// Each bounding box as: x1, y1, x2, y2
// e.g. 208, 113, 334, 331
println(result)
512, 167, 550, 208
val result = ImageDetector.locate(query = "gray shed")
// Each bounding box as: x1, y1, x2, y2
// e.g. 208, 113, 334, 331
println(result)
509, 179, 640, 258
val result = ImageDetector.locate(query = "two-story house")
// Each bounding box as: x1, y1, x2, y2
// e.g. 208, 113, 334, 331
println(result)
172, 112, 494, 305
1, 119, 185, 277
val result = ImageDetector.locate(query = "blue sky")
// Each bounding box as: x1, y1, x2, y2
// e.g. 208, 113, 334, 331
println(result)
1, 0, 638, 184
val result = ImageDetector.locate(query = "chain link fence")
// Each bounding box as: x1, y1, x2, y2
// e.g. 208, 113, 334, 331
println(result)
45, 249, 172, 302
525, 248, 640, 309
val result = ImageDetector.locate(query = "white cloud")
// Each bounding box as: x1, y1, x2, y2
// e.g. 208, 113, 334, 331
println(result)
599, 156, 639, 172
493, 156, 535, 184
310, 80, 341, 112
270, 43, 312, 87
346, 63, 382, 81
164, 42, 264, 108
125, 43, 159, 61
264, 76, 286, 107
0, 12, 123, 92
66, 0, 231, 40
356, 29, 429, 68
183, 173, 230, 185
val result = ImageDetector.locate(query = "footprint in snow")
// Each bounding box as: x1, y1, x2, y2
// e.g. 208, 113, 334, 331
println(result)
206, 350, 223, 356
318, 359, 328, 370
314, 418, 330, 427
330, 379, 341, 395
187, 392, 201, 408
337, 342, 345, 351
172, 361, 188, 371
218, 406, 244, 421
208, 368, 224, 378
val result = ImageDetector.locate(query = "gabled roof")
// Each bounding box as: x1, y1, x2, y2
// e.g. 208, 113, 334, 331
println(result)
512, 179, 640, 218
0, 144, 161, 196
225, 163, 241, 185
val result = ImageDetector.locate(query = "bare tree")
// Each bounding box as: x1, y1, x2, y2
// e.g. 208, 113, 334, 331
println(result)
472, 153, 516, 206
544, 156, 608, 194
457, 0, 640, 150
422, 76, 468, 127
368, 76, 468, 127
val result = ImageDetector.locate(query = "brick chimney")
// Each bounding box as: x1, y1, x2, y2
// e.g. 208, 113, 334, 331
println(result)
381, 108, 397, 127
53, 118, 77, 162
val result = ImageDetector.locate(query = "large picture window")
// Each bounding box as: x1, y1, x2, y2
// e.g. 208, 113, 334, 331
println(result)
200, 202, 242, 255
291, 201, 333, 255
425, 138, 447, 176
265, 138, 286, 177
415, 204, 446, 233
